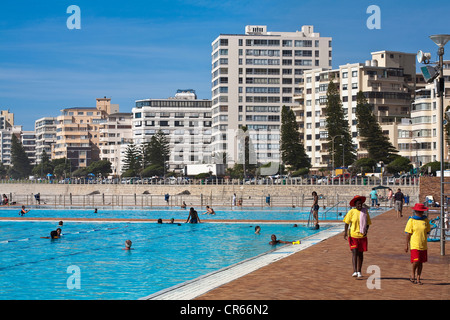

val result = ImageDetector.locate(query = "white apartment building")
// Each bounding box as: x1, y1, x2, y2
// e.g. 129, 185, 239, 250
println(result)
99, 113, 133, 177
294, 50, 419, 171
211, 25, 332, 168
390, 61, 450, 167
35, 117, 57, 163
132, 90, 213, 173
0, 125, 22, 166
21, 130, 36, 166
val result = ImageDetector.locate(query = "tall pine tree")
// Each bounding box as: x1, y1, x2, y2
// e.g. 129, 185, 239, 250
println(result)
280, 105, 310, 171
325, 80, 356, 168
10, 134, 32, 178
355, 91, 398, 164
122, 144, 141, 176
143, 130, 170, 168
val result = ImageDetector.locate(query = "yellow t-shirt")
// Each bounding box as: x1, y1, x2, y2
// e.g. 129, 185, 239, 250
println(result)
343, 208, 371, 238
405, 218, 431, 250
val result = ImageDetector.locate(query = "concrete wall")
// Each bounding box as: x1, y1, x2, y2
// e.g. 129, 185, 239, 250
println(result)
0, 182, 419, 198
418, 176, 449, 204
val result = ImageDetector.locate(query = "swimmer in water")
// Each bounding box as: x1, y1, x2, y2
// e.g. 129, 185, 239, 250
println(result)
41, 228, 61, 239
255, 226, 261, 234
269, 234, 295, 245
186, 207, 201, 223
19, 206, 30, 216
202, 206, 216, 215
123, 240, 132, 250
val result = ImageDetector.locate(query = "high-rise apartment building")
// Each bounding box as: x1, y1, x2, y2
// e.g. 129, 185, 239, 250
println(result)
388, 61, 450, 167
52, 97, 119, 168
132, 90, 213, 174
294, 50, 419, 171
211, 25, 332, 167
99, 112, 133, 176
0, 110, 14, 129
35, 117, 57, 163
21, 130, 36, 166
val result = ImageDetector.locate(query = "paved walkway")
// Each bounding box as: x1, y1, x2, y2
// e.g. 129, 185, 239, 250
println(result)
196, 207, 449, 300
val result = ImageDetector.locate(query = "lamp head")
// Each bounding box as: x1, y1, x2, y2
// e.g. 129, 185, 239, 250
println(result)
430, 34, 450, 47
417, 50, 431, 64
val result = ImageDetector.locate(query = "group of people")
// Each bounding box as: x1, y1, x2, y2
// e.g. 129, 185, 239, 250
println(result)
343, 194, 431, 284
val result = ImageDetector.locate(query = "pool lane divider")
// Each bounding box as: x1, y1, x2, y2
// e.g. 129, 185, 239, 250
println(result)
139, 223, 345, 300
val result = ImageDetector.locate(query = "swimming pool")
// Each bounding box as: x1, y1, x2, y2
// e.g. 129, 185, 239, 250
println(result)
0, 220, 330, 300
0, 206, 350, 221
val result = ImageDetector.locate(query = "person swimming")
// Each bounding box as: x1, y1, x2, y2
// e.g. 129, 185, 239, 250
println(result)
19, 206, 30, 216
202, 206, 216, 215
124, 240, 133, 250
269, 234, 298, 245
41, 228, 61, 239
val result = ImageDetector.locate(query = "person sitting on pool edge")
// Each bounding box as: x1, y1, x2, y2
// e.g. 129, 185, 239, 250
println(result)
269, 234, 300, 245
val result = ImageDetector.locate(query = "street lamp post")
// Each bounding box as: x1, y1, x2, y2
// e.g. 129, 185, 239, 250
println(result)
331, 134, 343, 172
429, 34, 450, 256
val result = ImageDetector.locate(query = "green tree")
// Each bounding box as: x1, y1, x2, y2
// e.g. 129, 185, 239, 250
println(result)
51, 158, 72, 178
325, 80, 356, 168
32, 150, 53, 177
143, 130, 170, 168
87, 160, 112, 177
420, 161, 450, 175
122, 144, 141, 176
10, 134, 32, 178
356, 91, 398, 163
280, 105, 310, 171
348, 158, 377, 176
385, 156, 413, 174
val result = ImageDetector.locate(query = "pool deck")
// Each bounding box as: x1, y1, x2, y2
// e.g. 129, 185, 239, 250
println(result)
194, 207, 449, 300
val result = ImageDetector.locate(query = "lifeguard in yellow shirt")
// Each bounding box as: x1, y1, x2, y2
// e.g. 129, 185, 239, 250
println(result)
405, 203, 431, 285
343, 195, 372, 278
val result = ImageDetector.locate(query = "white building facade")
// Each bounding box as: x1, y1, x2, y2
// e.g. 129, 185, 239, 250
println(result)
211, 25, 332, 169
132, 90, 213, 174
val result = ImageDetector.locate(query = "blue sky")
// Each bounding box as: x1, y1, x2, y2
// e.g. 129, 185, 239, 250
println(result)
1, 0, 450, 130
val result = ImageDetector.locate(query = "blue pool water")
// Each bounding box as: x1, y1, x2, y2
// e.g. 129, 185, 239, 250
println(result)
0, 219, 330, 300
0, 206, 349, 221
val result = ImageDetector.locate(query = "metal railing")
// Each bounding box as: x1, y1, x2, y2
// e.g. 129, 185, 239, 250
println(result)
0, 176, 421, 187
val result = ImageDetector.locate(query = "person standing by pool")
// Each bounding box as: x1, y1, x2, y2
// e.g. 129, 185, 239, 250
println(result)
311, 191, 319, 228
165, 193, 170, 205
405, 203, 431, 285
186, 207, 200, 224
343, 195, 371, 278
370, 188, 378, 207
265, 194, 271, 206
387, 188, 393, 208
394, 188, 405, 218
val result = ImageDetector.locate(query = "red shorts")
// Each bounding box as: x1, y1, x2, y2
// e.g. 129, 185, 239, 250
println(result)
348, 237, 368, 252
410, 249, 427, 263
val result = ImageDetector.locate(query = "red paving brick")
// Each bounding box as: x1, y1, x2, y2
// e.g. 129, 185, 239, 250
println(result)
196, 208, 450, 300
